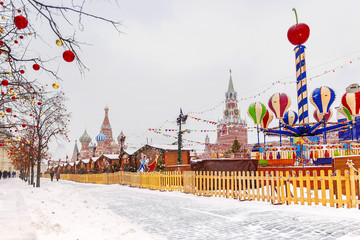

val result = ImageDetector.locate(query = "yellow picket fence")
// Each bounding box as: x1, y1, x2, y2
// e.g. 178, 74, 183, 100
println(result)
43, 168, 360, 209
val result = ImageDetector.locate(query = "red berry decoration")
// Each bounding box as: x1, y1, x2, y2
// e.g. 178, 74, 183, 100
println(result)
287, 8, 310, 46
33, 64, 40, 71
1, 79, 8, 86
5, 108, 11, 113
14, 16, 28, 30
63, 50, 75, 62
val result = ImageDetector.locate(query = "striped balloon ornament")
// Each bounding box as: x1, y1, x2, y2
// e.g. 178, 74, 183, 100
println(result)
337, 104, 352, 121
261, 109, 274, 129
313, 109, 332, 122
283, 110, 298, 125
341, 91, 360, 118
268, 93, 291, 119
310, 86, 335, 116
248, 102, 266, 125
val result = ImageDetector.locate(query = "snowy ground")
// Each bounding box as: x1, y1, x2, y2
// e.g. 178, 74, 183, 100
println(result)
2, 178, 360, 240
0, 178, 161, 240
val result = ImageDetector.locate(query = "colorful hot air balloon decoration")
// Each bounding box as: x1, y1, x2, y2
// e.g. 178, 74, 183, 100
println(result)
337, 104, 352, 121
248, 102, 266, 144
261, 109, 273, 129
261, 110, 273, 144
268, 93, 291, 146
342, 91, 360, 140
283, 110, 298, 126
310, 86, 335, 116
268, 93, 291, 119
248, 102, 266, 125
341, 92, 360, 120
313, 109, 332, 123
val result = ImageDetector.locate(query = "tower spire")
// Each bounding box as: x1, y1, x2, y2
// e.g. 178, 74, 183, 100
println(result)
227, 69, 235, 93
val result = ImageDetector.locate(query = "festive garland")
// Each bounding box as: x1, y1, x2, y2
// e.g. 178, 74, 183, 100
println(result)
238, 56, 360, 101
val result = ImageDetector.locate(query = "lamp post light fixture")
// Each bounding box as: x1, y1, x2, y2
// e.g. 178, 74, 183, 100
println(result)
119, 131, 126, 153
177, 108, 188, 165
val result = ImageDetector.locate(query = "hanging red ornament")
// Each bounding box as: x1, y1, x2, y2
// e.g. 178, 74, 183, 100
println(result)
20, 70, 25, 74
37, 102, 41, 105
20, 35, 23, 39
18, 9, 21, 13
1, 79, 8, 86
22, 124, 26, 128
33, 64, 40, 71
14, 40, 18, 44
11, 96, 15, 100
63, 50, 75, 62
13, 115, 16, 118
14, 16, 28, 30
6, 108, 11, 113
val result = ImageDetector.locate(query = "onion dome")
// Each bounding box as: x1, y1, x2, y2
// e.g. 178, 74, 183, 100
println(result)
96, 131, 106, 142
79, 129, 91, 143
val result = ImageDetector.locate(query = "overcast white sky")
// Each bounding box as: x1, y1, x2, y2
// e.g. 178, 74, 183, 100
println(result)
44, 0, 360, 160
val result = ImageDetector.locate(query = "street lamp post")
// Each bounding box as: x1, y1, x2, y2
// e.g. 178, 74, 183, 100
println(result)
119, 131, 126, 153
177, 109, 188, 165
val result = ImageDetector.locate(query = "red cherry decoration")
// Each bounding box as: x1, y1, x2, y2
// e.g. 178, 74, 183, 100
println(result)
287, 8, 310, 46
33, 64, 40, 71
63, 50, 75, 62
14, 16, 28, 30
1, 79, 8, 86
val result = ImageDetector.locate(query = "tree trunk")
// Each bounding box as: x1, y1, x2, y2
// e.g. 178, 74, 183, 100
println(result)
30, 159, 34, 185
36, 143, 42, 187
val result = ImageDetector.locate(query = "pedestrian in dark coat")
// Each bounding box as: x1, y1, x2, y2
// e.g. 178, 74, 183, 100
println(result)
0, 170, 2, 179
50, 170, 55, 181
56, 169, 60, 181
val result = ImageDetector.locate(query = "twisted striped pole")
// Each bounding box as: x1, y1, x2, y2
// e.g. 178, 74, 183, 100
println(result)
295, 45, 309, 124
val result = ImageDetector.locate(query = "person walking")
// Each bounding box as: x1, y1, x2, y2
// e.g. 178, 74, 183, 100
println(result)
50, 170, 55, 181
56, 169, 60, 181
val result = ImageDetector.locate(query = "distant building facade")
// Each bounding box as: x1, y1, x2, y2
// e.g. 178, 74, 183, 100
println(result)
71, 106, 125, 161
204, 72, 247, 157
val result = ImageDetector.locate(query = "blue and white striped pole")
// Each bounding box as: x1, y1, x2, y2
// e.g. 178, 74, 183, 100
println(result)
295, 45, 309, 125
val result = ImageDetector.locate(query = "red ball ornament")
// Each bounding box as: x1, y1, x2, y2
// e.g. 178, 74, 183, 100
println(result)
63, 50, 75, 62
287, 9, 310, 46
22, 124, 26, 128
11, 96, 15, 100
20, 35, 24, 39
14, 16, 28, 30
37, 102, 41, 105
1, 79, 8, 86
5, 108, 11, 113
33, 64, 40, 71
20, 70, 25, 74
14, 40, 18, 44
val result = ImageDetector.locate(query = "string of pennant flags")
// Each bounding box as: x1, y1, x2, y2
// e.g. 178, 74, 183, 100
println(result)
238, 56, 360, 101
150, 129, 235, 146
148, 126, 259, 133
188, 101, 225, 115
